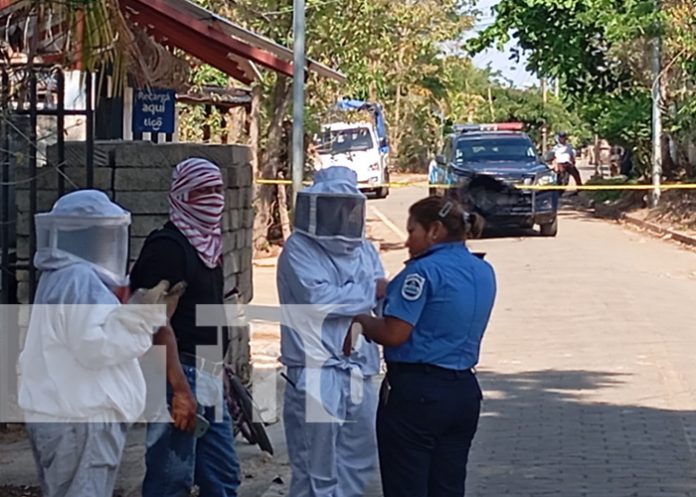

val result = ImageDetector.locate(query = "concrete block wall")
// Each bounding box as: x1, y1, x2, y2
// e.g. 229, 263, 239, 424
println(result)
14, 140, 254, 378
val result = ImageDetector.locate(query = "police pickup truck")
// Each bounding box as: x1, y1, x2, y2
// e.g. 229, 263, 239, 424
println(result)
429, 123, 559, 237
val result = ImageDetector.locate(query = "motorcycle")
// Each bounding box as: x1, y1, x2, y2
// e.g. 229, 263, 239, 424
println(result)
544, 150, 570, 188
224, 365, 274, 455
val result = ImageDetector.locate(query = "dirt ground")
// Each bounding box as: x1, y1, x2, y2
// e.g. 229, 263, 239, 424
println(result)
641, 190, 696, 234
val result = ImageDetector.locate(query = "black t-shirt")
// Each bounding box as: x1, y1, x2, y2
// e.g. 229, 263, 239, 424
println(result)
129, 222, 228, 357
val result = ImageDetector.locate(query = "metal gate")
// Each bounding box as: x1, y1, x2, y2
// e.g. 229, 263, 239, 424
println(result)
0, 64, 96, 424
0, 63, 95, 305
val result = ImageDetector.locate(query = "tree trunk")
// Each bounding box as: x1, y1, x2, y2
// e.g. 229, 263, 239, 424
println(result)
249, 85, 262, 180
277, 172, 292, 241
392, 45, 406, 161
253, 76, 292, 252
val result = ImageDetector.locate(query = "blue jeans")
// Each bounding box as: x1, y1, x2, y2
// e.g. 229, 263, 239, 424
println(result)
142, 365, 240, 497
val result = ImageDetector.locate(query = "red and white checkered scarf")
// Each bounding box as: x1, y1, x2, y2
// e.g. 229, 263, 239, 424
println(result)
169, 158, 225, 269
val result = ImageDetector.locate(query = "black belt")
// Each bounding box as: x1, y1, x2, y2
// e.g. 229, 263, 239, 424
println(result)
386, 362, 474, 379
179, 353, 225, 377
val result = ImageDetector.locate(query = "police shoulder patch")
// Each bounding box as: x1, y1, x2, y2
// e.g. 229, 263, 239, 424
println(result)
401, 273, 426, 301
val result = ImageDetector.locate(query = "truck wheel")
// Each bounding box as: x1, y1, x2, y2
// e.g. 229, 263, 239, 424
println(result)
376, 169, 390, 198
540, 217, 558, 237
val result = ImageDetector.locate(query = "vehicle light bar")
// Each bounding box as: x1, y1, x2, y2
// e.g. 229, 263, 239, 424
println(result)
453, 122, 525, 133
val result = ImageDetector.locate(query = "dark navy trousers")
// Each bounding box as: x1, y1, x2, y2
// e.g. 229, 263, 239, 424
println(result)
377, 364, 482, 497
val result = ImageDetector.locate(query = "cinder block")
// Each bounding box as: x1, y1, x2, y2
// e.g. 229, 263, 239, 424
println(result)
112, 141, 166, 168
15, 236, 30, 260
243, 247, 253, 265
223, 231, 237, 252
239, 269, 252, 303
15, 214, 28, 238
223, 251, 241, 275
225, 189, 243, 209
156, 144, 224, 171
17, 281, 29, 304
242, 208, 255, 229
227, 164, 252, 189
225, 210, 241, 231
235, 231, 245, 249
130, 214, 168, 237
115, 191, 169, 215
240, 248, 251, 272
241, 187, 253, 208
15, 190, 61, 215
114, 168, 171, 191
15, 166, 112, 191
223, 273, 238, 293
46, 141, 113, 168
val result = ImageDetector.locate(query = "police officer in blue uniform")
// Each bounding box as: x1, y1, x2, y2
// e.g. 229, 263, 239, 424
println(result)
343, 196, 497, 497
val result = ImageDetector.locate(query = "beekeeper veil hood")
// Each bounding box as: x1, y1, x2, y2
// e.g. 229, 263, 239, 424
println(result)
34, 190, 131, 288
293, 166, 366, 254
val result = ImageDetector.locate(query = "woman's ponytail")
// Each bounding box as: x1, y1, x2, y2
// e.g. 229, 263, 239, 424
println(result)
466, 212, 485, 240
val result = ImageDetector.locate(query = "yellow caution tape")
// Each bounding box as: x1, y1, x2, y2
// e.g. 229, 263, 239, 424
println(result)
429, 183, 696, 191
517, 184, 696, 191
255, 178, 696, 191
255, 178, 423, 188
256, 178, 307, 185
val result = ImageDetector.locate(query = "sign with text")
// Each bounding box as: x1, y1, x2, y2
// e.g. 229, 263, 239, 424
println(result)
132, 88, 176, 134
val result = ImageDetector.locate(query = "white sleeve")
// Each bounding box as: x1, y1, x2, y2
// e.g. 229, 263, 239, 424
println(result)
277, 239, 378, 317
55, 268, 167, 370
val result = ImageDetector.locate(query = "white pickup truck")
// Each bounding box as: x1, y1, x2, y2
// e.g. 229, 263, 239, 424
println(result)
314, 121, 390, 198
314, 99, 391, 198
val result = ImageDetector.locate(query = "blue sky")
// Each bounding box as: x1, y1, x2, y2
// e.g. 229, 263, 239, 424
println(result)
467, 0, 537, 88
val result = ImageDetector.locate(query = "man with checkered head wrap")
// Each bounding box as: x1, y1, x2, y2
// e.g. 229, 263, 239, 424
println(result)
129, 158, 241, 497
168, 157, 225, 268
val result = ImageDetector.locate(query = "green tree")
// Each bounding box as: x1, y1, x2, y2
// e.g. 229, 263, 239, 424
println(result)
467, 0, 696, 178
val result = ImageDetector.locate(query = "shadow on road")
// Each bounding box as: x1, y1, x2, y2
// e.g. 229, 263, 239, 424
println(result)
467, 368, 696, 496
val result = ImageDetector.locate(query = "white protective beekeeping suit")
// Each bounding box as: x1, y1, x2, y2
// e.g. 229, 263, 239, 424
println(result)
18, 190, 167, 497
277, 166, 384, 497
19, 189, 166, 421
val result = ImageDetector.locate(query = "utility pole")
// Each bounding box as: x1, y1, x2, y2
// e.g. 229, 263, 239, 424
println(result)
291, 0, 306, 206
651, 2, 662, 207
554, 78, 560, 98
541, 78, 548, 156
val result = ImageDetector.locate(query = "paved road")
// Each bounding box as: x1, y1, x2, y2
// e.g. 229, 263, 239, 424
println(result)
364, 185, 696, 497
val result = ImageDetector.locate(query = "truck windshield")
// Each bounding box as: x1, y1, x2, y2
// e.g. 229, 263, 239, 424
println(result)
455, 137, 537, 164
317, 127, 374, 154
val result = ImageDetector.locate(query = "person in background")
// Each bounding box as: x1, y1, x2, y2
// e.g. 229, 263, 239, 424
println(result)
277, 166, 386, 497
18, 190, 181, 497
129, 157, 240, 497
344, 196, 496, 497
553, 131, 583, 187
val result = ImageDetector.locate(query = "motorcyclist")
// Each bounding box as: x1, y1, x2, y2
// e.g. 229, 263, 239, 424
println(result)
552, 132, 583, 187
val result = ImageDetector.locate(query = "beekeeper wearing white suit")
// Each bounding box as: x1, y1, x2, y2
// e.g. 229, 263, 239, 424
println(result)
18, 190, 181, 497
277, 166, 386, 497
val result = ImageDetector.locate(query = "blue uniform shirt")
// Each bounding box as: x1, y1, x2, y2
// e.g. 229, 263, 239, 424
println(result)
382, 242, 497, 370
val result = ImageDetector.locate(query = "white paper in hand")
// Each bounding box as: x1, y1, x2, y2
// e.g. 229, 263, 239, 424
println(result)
350, 321, 364, 351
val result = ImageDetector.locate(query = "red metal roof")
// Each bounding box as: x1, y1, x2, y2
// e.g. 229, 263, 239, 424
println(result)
120, 0, 346, 85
